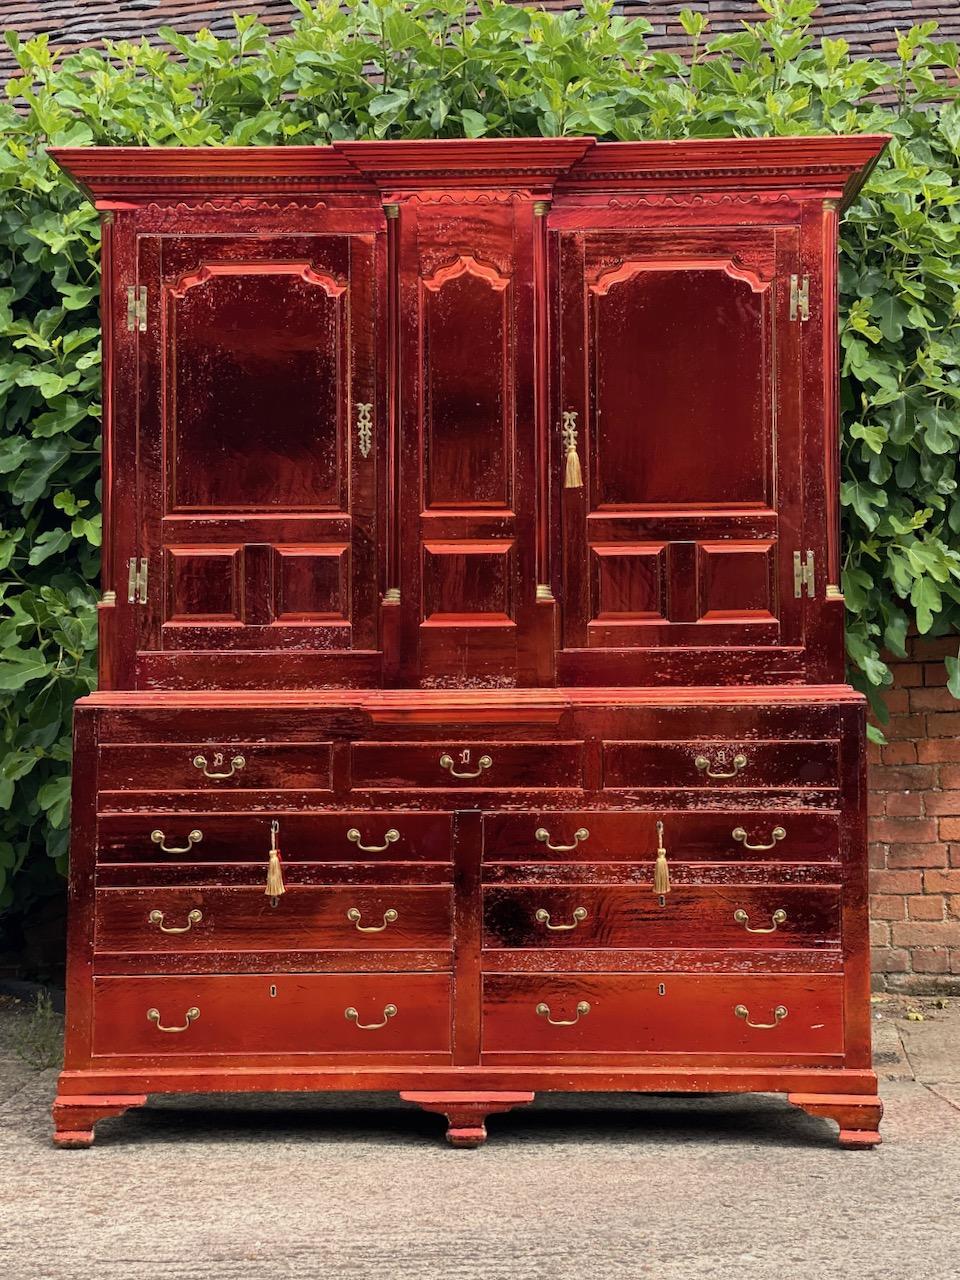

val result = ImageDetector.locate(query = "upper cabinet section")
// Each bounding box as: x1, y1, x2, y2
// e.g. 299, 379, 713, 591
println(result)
51, 136, 887, 692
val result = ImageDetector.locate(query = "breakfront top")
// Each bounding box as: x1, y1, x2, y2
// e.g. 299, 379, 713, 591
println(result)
52, 136, 888, 693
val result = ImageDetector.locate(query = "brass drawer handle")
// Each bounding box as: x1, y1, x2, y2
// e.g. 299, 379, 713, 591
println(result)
695, 752, 747, 779
536, 1000, 590, 1027
150, 828, 203, 855
147, 1006, 200, 1033
148, 908, 203, 934
345, 1003, 397, 1030
535, 906, 587, 931
347, 827, 400, 852
734, 1003, 788, 1029
193, 753, 245, 780
440, 752, 492, 779
734, 908, 787, 934
347, 907, 399, 933
535, 826, 589, 851
732, 826, 786, 851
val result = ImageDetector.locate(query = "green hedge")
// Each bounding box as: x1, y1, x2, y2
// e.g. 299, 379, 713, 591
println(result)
1, 0, 959, 923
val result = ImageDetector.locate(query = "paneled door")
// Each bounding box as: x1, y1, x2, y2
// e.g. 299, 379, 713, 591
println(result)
133, 231, 383, 687
553, 225, 805, 683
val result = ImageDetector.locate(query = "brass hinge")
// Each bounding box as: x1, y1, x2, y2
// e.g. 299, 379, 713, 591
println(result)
127, 557, 148, 604
126, 285, 147, 332
793, 550, 815, 598
789, 274, 810, 323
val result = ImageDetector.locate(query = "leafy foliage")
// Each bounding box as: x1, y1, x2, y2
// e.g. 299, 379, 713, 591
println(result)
1, 0, 959, 925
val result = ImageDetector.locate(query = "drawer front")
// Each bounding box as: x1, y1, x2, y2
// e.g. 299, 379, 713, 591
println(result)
604, 741, 839, 790
96, 886, 453, 953
92, 973, 452, 1056
98, 743, 333, 792
97, 812, 453, 864
482, 974, 843, 1055
483, 885, 840, 950
351, 742, 583, 790
483, 811, 839, 863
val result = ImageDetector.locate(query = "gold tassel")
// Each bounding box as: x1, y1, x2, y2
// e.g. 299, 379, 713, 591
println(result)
653, 820, 670, 895
562, 410, 583, 489
266, 819, 285, 902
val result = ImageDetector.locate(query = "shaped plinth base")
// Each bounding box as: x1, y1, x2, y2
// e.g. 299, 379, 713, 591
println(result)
52, 1094, 148, 1148
400, 1091, 536, 1148
788, 1093, 883, 1148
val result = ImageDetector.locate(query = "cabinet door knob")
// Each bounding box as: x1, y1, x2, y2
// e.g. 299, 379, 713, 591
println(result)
694, 752, 747, 779
347, 907, 399, 933
734, 1004, 788, 1029
192, 753, 245, 780
347, 827, 400, 852
151, 829, 203, 854
733, 908, 787, 934
535, 906, 587, 932
536, 1000, 591, 1027
345, 1003, 398, 1030
147, 1006, 200, 1033
148, 908, 203, 935
732, 826, 786, 851
439, 753, 492, 779
535, 826, 589, 851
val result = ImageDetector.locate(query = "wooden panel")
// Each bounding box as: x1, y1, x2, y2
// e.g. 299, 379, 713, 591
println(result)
92, 973, 452, 1056
422, 540, 514, 624
275, 544, 349, 621
603, 740, 839, 790
98, 743, 333, 791
166, 546, 240, 621
698, 540, 775, 621
351, 741, 583, 790
482, 973, 844, 1055
591, 543, 666, 622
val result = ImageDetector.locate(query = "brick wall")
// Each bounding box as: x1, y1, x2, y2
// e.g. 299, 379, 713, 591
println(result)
869, 635, 960, 994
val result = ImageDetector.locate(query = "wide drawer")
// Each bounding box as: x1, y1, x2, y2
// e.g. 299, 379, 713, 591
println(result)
98, 743, 333, 792
92, 973, 452, 1056
97, 812, 453, 864
483, 811, 839, 863
96, 886, 453, 953
603, 741, 839, 790
482, 973, 844, 1055
351, 741, 583, 790
482, 884, 840, 950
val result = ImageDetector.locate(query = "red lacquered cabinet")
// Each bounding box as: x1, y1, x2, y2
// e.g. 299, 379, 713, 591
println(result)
49, 135, 888, 1149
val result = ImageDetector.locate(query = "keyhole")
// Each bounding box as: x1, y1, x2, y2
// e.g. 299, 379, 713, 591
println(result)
658, 983, 666, 997
269, 984, 277, 998
658, 895, 666, 908
459, 748, 471, 765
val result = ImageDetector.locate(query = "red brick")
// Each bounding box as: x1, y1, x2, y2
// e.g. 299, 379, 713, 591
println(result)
909, 686, 960, 712
871, 947, 909, 972
951, 952, 960, 974
871, 894, 907, 920
891, 921, 960, 946
869, 842, 888, 869
926, 712, 960, 738
951, 845, 960, 868
870, 920, 891, 947
885, 791, 924, 817
871, 869, 922, 894
924, 791, 960, 816
911, 949, 949, 974
923, 870, 960, 894
887, 843, 948, 869
924, 661, 948, 687
917, 739, 960, 763
911, 637, 960, 661
869, 817, 938, 844
869, 765, 937, 792
884, 689, 910, 714
880, 742, 917, 765
948, 895, 960, 920
939, 766, 960, 789
884, 715, 928, 741
890, 663, 923, 687
940, 819, 960, 841
867, 790, 885, 817
907, 895, 945, 920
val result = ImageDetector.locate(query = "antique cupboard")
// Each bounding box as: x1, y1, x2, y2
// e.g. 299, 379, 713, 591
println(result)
50, 135, 888, 1148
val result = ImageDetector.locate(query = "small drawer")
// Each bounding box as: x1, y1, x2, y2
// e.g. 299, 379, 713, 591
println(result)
483, 811, 840, 863
96, 886, 454, 953
97, 812, 453, 864
482, 884, 841, 951
351, 741, 583, 790
604, 740, 839, 790
482, 973, 844, 1055
98, 743, 333, 792
92, 973, 452, 1056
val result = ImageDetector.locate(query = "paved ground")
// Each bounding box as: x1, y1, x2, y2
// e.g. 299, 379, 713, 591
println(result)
0, 993, 958, 1280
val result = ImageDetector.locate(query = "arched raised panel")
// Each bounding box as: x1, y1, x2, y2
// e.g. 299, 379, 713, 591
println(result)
421, 255, 513, 509
167, 262, 347, 513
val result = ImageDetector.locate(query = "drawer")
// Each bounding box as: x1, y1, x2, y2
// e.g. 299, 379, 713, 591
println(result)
483, 884, 840, 950
98, 743, 333, 792
483, 811, 840, 863
92, 973, 452, 1056
603, 741, 839, 790
482, 974, 844, 1055
351, 741, 583, 790
96, 886, 453, 953
97, 812, 453, 864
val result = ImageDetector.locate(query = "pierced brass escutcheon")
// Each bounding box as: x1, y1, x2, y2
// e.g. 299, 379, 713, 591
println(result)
347, 907, 399, 933
536, 1000, 591, 1027
347, 827, 400, 852
732, 825, 786, 851
193, 753, 245, 780
148, 908, 203, 935
439, 752, 492, 779
694, 752, 747, 779
147, 1006, 200, 1033
345, 1003, 398, 1030
535, 826, 589, 852
535, 906, 588, 932
734, 907, 787, 934
734, 1003, 788, 1029
151, 828, 203, 855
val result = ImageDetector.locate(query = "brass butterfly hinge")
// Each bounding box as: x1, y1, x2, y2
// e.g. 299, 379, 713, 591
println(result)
789, 274, 810, 323
127, 556, 148, 604
126, 285, 147, 332
793, 549, 815, 598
